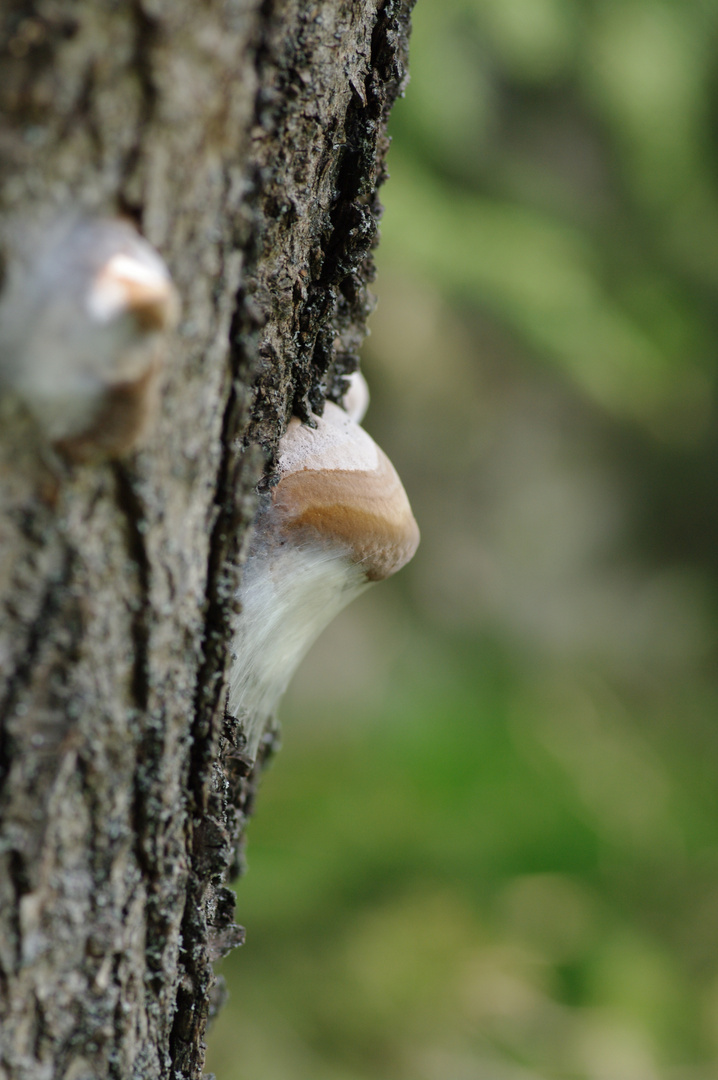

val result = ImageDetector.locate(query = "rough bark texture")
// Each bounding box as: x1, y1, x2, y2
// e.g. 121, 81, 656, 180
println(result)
0, 2, 413, 1078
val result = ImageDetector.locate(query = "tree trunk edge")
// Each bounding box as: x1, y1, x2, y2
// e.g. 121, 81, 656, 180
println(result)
0, 1, 415, 1077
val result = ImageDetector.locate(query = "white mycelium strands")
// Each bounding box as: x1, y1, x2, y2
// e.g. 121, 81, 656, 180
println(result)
0, 218, 178, 458
227, 393, 420, 758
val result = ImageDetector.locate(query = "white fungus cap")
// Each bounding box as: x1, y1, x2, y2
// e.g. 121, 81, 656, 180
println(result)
228, 398, 420, 756
341, 369, 370, 424
0, 217, 178, 455
270, 401, 420, 581
86, 249, 178, 332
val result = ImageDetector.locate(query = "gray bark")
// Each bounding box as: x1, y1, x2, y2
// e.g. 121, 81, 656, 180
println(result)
0, 2, 413, 1078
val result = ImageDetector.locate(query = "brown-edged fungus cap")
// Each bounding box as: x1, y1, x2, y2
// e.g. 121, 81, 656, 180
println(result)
271, 402, 420, 582
88, 251, 179, 333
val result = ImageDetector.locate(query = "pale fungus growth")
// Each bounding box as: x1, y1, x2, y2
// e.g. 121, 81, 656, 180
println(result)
0, 217, 178, 459
227, 390, 420, 758
341, 368, 370, 424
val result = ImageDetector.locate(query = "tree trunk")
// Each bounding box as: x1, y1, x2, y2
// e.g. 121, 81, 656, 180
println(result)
0, 2, 413, 1077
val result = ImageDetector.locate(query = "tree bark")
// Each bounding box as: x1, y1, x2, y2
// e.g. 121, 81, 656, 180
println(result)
0, 2, 413, 1077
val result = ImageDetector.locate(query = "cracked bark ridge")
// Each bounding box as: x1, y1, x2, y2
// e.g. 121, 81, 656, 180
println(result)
0, 1, 414, 1078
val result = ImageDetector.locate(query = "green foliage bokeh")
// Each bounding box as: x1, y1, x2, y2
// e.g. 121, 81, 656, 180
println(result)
208, 3, 718, 1077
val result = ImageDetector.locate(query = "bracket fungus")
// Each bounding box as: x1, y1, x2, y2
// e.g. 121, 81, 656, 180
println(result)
228, 379, 420, 758
0, 217, 178, 460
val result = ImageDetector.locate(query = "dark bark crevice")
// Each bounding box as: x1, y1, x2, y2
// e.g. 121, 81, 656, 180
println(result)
112, 463, 151, 713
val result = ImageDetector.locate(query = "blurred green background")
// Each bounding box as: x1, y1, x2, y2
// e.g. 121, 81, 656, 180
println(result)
207, 2, 718, 1077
